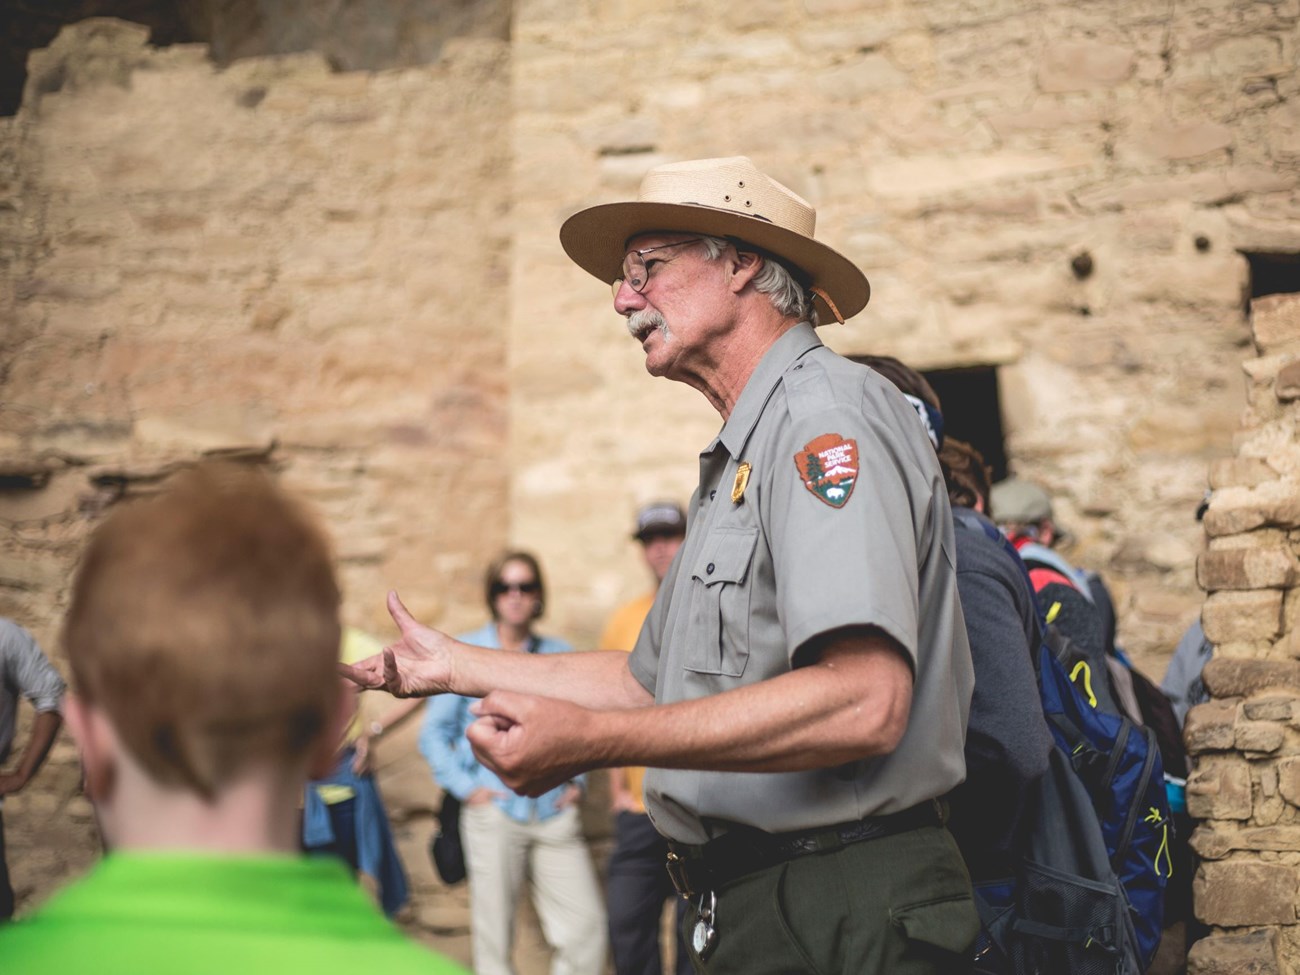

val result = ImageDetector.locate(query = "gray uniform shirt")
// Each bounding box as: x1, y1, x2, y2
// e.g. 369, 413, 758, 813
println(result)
629, 323, 973, 845
1, 619, 65, 767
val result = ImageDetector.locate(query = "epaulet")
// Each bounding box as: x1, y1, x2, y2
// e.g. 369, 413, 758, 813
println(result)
782, 354, 835, 419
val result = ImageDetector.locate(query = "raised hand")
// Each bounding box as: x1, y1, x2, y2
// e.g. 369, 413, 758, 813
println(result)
337, 591, 458, 698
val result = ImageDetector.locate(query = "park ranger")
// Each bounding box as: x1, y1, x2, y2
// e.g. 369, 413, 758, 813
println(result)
343, 156, 978, 973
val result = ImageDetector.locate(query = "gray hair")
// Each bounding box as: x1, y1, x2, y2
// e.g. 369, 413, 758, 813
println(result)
698, 236, 818, 326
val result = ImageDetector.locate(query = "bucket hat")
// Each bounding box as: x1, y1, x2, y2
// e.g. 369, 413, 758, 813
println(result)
559, 156, 870, 325
990, 478, 1054, 524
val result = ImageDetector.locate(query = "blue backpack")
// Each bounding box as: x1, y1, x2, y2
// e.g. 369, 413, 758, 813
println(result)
954, 513, 1171, 972
1037, 626, 1172, 969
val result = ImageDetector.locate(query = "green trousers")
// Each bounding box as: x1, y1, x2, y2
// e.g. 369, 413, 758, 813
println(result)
680, 823, 977, 975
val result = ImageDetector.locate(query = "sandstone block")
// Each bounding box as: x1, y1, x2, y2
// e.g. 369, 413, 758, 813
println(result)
1190, 823, 1300, 859
1194, 861, 1299, 926
986, 100, 1101, 137
1255, 293, 1300, 354
1185, 699, 1238, 753
1243, 355, 1300, 418
1037, 40, 1134, 92
1204, 656, 1300, 697
1204, 481, 1300, 536
1210, 528, 1291, 553
0, 555, 66, 593
23, 17, 152, 110
64, 795, 97, 823
1209, 457, 1278, 489
816, 54, 909, 99
1235, 720, 1285, 753
1186, 758, 1253, 820
1074, 169, 1294, 211
1280, 757, 1300, 807
1277, 628, 1300, 660
1197, 548, 1298, 591
1190, 824, 1235, 860
1133, 121, 1234, 161
1210, 640, 1274, 660
1201, 590, 1285, 644
1187, 928, 1280, 975
1244, 695, 1295, 721
1277, 361, 1300, 401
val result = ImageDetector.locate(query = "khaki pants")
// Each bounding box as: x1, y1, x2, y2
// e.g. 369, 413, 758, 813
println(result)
681, 823, 978, 975
461, 802, 607, 975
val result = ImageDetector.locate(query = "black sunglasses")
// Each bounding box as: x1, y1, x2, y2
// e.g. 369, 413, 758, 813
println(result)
491, 580, 540, 596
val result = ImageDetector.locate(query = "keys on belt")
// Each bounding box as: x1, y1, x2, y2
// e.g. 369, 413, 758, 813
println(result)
665, 848, 707, 900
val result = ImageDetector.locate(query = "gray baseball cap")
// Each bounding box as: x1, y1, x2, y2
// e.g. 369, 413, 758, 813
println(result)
633, 501, 686, 540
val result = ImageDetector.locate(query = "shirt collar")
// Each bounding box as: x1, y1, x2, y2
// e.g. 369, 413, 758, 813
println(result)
717, 322, 822, 459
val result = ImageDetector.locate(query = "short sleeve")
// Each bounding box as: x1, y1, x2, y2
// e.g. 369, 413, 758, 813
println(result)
766, 415, 924, 667
2, 621, 65, 712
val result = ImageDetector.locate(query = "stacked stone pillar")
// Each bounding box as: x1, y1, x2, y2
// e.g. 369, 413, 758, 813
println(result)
1186, 293, 1300, 973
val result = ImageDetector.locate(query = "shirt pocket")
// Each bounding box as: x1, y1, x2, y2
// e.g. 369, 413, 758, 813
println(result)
684, 527, 758, 678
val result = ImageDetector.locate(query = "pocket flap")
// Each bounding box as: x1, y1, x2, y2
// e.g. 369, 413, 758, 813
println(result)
689, 528, 758, 587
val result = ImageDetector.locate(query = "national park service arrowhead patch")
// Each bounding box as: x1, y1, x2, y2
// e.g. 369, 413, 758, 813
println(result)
794, 434, 858, 508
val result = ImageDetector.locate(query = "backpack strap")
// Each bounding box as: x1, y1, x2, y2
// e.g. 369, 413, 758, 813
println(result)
1017, 541, 1095, 605
1010, 918, 1121, 956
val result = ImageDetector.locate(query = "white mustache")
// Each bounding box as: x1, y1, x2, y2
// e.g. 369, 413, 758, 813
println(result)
627, 309, 668, 341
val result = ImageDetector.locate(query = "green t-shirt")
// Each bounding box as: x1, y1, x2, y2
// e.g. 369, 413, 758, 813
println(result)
0, 851, 466, 974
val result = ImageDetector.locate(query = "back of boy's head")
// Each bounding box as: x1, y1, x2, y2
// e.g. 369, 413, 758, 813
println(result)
62, 462, 342, 799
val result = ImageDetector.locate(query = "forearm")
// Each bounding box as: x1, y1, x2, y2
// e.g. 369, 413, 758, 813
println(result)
452, 643, 651, 710
600, 649, 908, 773
10, 709, 62, 781
500, 635, 913, 783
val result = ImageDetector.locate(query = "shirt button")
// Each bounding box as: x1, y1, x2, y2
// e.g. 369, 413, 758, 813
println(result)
706, 563, 715, 575
709, 490, 716, 501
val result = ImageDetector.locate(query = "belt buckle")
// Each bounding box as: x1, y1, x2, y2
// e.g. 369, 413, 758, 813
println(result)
665, 850, 697, 900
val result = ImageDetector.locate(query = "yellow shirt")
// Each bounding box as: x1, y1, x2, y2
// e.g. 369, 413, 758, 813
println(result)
599, 592, 656, 814
315, 627, 383, 806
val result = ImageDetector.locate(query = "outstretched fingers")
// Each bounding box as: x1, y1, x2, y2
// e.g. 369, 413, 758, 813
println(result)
387, 590, 420, 635
381, 647, 410, 697
338, 658, 384, 689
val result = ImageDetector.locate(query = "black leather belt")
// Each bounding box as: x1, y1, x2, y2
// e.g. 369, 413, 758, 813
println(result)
665, 799, 945, 900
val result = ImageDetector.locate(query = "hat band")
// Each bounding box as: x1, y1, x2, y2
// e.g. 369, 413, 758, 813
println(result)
673, 201, 776, 225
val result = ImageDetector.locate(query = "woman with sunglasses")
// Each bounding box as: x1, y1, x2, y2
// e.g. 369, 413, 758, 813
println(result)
420, 551, 607, 975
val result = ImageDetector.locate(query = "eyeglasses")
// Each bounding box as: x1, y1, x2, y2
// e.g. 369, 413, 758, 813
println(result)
491, 580, 540, 597
611, 238, 704, 298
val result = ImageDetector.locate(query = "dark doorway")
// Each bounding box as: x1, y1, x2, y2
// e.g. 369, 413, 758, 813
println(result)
1242, 251, 1300, 302
922, 366, 1009, 483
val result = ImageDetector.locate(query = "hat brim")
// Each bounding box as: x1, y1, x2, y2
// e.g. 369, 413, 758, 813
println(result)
560, 201, 870, 325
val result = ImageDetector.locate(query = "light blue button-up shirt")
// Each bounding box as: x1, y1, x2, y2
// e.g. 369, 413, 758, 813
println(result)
419, 622, 583, 823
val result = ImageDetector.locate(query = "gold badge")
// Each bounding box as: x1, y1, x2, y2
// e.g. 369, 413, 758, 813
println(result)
731, 462, 751, 503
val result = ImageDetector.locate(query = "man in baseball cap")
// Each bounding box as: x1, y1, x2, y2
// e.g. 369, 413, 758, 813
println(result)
344, 157, 977, 973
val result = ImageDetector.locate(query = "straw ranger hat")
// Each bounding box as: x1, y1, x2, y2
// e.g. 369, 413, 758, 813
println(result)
559, 156, 870, 325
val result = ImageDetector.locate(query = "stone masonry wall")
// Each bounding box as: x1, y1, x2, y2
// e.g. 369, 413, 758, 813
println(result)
1185, 292, 1300, 974
0, 17, 510, 920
